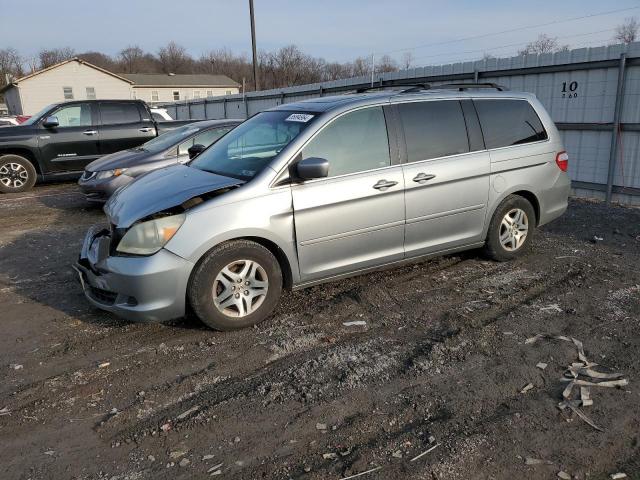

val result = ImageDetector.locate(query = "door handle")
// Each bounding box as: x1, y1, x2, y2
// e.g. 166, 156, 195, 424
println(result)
83, 130, 97, 136
139, 127, 153, 133
412, 173, 436, 184
373, 179, 398, 191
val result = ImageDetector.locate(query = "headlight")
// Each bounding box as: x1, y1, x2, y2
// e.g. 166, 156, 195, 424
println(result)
96, 168, 127, 180
116, 213, 185, 255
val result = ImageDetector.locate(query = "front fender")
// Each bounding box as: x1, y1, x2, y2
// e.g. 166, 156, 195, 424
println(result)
163, 188, 300, 284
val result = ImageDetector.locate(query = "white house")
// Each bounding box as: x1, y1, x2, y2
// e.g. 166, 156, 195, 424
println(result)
122, 73, 240, 104
1, 58, 240, 115
1, 59, 133, 115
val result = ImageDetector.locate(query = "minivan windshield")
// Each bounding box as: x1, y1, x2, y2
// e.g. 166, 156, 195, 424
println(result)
140, 124, 201, 153
190, 111, 316, 180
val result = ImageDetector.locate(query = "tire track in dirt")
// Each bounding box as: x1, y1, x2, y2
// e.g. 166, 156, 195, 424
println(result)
102, 263, 577, 446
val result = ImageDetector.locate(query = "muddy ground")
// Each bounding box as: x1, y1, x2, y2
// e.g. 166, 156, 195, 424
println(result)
1, 183, 639, 480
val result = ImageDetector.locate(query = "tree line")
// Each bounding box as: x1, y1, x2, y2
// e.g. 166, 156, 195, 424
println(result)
0, 42, 400, 92
1, 18, 637, 93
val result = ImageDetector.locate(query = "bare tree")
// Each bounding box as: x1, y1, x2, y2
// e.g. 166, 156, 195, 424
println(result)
482, 52, 495, 61
614, 17, 639, 44
119, 46, 149, 73
38, 47, 75, 68
401, 52, 414, 70
349, 57, 370, 77
376, 55, 398, 73
157, 41, 193, 74
518, 34, 569, 55
77, 51, 118, 71
0, 48, 23, 85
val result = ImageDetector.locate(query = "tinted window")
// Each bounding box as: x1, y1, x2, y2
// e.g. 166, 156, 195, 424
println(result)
474, 99, 548, 149
302, 106, 390, 177
398, 100, 469, 162
178, 128, 228, 156
53, 104, 92, 127
151, 112, 164, 122
100, 103, 141, 125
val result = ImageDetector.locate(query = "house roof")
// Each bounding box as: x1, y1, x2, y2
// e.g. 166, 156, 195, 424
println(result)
0, 58, 133, 93
122, 73, 240, 88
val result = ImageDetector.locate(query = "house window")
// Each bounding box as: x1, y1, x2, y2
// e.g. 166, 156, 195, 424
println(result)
193, 91, 201, 99
173, 91, 180, 101
207, 90, 213, 97
152, 91, 159, 102
226, 90, 232, 95
86, 87, 96, 100
63, 87, 74, 100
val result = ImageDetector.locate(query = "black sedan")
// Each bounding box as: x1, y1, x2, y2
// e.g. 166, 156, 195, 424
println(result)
78, 119, 241, 202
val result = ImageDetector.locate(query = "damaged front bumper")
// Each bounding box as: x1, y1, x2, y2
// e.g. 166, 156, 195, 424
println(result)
74, 224, 194, 322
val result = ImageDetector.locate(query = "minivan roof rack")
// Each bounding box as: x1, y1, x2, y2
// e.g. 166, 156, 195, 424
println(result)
354, 83, 430, 94
435, 82, 507, 91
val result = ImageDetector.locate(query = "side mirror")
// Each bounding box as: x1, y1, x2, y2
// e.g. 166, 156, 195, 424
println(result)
296, 157, 329, 180
188, 144, 206, 160
43, 116, 59, 128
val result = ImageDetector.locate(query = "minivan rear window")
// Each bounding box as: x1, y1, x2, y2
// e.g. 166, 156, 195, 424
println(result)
398, 100, 469, 162
474, 99, 547, 149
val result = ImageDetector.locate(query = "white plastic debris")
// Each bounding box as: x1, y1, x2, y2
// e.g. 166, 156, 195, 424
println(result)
536, 362, 548, 370
520, 383, 534, 394
343, 321, 367, 327
526, 334, 629, 431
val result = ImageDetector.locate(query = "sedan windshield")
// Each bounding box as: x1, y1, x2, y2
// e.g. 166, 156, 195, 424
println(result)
190, 111, 316, 180
140, 124, 202, 153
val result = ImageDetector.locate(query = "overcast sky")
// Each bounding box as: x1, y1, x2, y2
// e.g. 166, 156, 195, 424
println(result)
1, 0, 639, 65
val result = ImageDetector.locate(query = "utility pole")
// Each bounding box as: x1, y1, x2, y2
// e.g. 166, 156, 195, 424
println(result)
370, 54, 375, 87
249, 0, 260, 91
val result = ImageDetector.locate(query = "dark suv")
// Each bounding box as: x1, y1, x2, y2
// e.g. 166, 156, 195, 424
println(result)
0, 99, 193, 193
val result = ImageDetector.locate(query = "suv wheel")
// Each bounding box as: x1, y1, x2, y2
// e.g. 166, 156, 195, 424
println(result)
188, 240, 283, 330
483, 195, 535, 261
0, 154, 37, 193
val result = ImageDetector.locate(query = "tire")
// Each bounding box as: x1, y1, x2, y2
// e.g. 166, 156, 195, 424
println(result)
482, 195, 536, 262
0, 154, 37, 193
188, 240, 283, 331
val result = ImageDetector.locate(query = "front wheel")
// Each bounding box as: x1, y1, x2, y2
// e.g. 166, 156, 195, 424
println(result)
0, 155, 37, 193
188, 240, 283, 331
482, 195, 536, 261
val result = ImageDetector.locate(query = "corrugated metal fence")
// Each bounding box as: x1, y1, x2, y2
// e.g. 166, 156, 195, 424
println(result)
157, 42, 640, 205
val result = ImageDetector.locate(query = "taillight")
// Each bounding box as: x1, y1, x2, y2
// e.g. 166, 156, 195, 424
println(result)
556, 151, 568, 172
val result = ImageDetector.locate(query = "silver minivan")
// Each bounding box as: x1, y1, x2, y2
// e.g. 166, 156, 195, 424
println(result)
75, 84, 570, 330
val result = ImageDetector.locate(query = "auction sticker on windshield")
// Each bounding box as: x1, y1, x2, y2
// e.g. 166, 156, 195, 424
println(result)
285, 113, 314, 123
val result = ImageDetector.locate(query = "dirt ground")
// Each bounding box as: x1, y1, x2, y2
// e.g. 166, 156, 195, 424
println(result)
1, 183, 639, 480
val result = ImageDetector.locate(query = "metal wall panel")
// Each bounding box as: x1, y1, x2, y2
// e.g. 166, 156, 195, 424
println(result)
560, 130, 611, 185
153, 41, 640, 203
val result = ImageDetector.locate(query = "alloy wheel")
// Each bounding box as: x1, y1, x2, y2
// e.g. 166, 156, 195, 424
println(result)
0, 162, 29, 189
212, 259, 269, 318
499, 208, 529, 251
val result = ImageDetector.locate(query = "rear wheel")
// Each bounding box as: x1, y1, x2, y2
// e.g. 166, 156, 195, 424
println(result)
188, 240, 283, 331
483, 195, 535, 261
0, 154, 37, 193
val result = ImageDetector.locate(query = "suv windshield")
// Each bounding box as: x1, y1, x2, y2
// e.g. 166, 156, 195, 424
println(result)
22, 104, 58, 126
140, 124, 202, 153
190, 111, 316, 180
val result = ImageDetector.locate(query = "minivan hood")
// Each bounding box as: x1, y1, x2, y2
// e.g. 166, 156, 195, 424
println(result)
86, 148, 158, 171
105, 164, 244, 228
